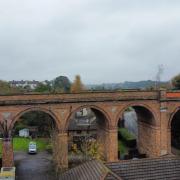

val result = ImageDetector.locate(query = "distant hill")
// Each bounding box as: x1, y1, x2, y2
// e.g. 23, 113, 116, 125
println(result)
86, 80, 169, 90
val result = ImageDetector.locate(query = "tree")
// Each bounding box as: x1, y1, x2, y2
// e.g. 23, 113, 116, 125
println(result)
81, 140, 104, 161
0, 80, 21, 94
71, 75, 85, 93
171, 74, 180, 89
17, 111, 55, 137
34, 82, 51, 93
52, 76, 71, 93
23, 85, 32, 92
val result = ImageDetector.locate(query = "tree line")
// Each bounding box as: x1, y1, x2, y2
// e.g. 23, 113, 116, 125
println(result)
31, 75, 85, 93
0, 75, 85, 94
26, 73, 180, 91
1, 73, 180, 95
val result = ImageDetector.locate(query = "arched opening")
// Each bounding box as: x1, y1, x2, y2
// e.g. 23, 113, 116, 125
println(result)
117, 105, 156, 160
11, 109, 59, 179
171, 109, 180, 155
67, 106, 109, 167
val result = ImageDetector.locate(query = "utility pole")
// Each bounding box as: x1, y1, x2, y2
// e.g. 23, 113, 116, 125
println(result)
155, 64, 164, 90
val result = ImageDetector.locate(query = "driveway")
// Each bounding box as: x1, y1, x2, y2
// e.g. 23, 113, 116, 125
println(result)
14, 151, 57, 180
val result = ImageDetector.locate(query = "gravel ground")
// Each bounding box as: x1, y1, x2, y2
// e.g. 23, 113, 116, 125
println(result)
14, 151, 58, 180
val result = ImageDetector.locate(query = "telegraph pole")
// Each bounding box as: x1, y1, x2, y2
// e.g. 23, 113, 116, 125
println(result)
155, 64, 164, 90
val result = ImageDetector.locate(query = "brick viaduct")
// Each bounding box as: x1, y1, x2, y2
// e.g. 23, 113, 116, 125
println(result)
0, 90, 180, 168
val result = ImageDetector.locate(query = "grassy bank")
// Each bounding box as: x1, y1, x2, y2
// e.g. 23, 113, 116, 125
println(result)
0, 137, 49, 157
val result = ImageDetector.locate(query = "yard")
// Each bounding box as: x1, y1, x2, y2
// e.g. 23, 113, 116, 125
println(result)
0, 137, 50, 157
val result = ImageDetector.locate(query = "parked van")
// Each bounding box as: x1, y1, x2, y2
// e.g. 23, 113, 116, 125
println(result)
28, 142, 37, 154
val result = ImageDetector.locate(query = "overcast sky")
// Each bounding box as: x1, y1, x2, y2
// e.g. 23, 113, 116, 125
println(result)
0, 0, 180, 84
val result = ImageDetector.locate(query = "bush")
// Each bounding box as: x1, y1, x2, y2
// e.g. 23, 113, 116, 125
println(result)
118, 128, 135, 140
118, 128, 136, 148
171, 74, 180, 89
81, 140, 104, 161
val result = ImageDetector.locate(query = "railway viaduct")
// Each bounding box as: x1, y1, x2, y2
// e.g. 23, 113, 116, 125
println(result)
0, 90, 180, 168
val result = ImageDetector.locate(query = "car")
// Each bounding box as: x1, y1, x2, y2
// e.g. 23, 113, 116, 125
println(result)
28, 142, 37, 154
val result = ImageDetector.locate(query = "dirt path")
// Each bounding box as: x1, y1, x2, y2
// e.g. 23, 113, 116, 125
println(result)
15, 151, 57, 180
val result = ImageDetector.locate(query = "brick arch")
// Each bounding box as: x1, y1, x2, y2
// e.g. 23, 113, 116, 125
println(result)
115, 103, 158, 127
9, 107, 61, 131
168, 106, 180, 129
64, 104, 111, 131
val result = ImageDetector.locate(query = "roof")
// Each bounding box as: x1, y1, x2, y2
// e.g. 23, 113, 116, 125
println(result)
59, 160, 121, 180
59, 156, 180, 180
106, 156, 180, 180
19, 128, 29, 132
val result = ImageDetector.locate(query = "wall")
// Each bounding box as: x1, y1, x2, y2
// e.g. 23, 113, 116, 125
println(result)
138, 122, 161, 157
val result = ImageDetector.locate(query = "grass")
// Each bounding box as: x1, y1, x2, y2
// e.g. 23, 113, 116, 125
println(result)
13, 137, 49, 151
118, 128, 135, 140
0, 137, 50, 157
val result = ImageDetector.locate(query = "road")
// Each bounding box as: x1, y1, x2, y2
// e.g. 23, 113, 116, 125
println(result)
15, 151, 58, 180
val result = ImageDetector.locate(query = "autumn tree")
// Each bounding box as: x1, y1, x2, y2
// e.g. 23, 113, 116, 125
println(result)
81, 140, 104, 161
71, 75, 85, 93
171, 74, 180, 89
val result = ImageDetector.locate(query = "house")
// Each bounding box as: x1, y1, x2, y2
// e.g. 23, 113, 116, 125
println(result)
59, 156, 180, 180
9, 80, 40, 89
19, 129, 29, 137
68, 108, 97, 149
59, 160, 121, 180
18, 126, 38, 138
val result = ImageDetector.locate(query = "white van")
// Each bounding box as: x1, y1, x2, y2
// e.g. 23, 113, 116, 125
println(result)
28, 142, 37, 154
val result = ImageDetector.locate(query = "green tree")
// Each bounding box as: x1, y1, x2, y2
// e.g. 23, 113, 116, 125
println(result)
14, 111, 55, 137
0, 80, 21, 94
23, 85, 32, 92
171, 74, 180, 89
71, 75, 85, 93
52, 76, 71, 93
34, 82, 51, 93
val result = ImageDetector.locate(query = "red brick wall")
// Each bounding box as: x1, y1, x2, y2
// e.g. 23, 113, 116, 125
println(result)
2, 139, 14, 167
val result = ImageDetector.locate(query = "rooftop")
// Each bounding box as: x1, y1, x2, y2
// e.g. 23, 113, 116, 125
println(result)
59, 156, 180, 180
107, 156, 180, 180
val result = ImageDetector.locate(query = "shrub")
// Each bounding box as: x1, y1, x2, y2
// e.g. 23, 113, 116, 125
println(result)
171, 74, 180, 89
81, 140, 104, 161
118, 128, 135, 140
118, 128, 136, 148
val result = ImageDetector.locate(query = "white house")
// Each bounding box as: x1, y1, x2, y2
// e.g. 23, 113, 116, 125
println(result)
19, 129, 29, 137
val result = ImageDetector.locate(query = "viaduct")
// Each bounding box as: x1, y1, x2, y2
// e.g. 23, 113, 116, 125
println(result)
0, 90, 180, 168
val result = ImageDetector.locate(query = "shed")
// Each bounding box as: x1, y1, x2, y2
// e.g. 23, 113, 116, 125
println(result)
19, 129, 29, 137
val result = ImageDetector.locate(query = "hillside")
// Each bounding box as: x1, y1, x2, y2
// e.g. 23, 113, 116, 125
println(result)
86, 80, 168, 90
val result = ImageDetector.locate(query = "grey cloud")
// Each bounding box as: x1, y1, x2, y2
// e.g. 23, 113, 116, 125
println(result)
0, 0, 180, 83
